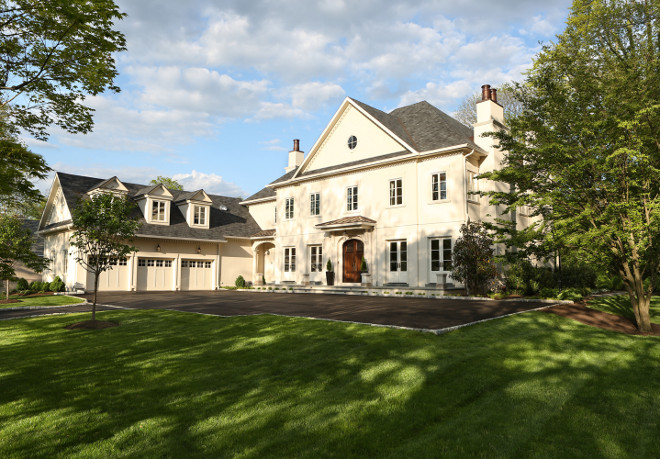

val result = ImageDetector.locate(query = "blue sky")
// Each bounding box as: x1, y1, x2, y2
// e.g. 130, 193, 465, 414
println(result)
28, 0, 573, 198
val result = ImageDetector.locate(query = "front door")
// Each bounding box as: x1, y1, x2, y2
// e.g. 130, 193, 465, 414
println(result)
388, 240, 408, 284
343, 239, 364, 283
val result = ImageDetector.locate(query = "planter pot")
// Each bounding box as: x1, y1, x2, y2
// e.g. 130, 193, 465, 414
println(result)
361, 273, 372, 287
302, 273, 310, 286
326, 271, 335, 286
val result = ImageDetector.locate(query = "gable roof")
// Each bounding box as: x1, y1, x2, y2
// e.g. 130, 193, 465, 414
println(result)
46, 172, 261, 240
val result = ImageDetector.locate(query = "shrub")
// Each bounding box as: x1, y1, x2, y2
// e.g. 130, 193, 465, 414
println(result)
235, 275, 246, 288
539, 287, 558, 299
28, 280, 37, 291
558, 288, 583, 302
559, 262, 597, 289
326, 259, 333, 272
17, 278, 29, 290
49, 276, 65, 292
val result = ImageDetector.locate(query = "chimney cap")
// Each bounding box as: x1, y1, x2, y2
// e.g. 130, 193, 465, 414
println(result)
481, 84, 491, 102
292, 139, 300, 151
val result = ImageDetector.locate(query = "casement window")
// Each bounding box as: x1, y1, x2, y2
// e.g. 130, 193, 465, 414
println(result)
432, 172, 447, 201
347, 186, 358, 211
193, 205, 207, 225
151, 200, 167, 222
467, 171, 479, 199
284, 247, 296, 272
430, 238, 452, 272
310, 192, 320, 216
285, 198, 294, 219
389, 178, 403, 206
310, 246, 323, 272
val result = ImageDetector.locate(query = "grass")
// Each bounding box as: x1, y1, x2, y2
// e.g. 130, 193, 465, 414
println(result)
0, 294, 85, 308
587, 295, 660, 324
1, 310, 659, 458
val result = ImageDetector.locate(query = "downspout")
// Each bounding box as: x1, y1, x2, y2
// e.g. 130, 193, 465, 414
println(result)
464, 149, 475, 223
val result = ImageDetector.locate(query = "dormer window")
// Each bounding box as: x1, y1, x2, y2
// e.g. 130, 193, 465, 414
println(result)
193, 205, 207, 226
152, 200, 167, 222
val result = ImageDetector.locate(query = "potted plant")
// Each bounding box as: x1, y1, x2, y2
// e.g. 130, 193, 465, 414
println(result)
326, 259, 335, 286
360, 256, 372, 286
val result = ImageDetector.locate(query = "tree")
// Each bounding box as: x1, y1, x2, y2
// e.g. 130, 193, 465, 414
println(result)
70, 193, 139, 319
451, 221, 497, 296
0, 213, 49, 299
454, 82, 525, 127
0, 0, 127, 141
149, 176, 183, 191
480, 0, 660, 333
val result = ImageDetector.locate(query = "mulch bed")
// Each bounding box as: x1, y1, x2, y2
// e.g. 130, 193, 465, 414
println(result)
65, 320, 119, 330
547, 303, 660, 336
0, 299, 22, 304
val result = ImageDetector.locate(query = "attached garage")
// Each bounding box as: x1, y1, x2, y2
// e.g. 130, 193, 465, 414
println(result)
87, 258, 130, 291
181, 260, 213, 290
137, 258, 174, 291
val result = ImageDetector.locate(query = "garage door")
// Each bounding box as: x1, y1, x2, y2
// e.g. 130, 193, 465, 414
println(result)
181, 260, 213, 290
87, 257, 130, 291
137, 258, 174, 291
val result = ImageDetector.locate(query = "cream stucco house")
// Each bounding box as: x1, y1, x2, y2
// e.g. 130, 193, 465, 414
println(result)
41, 84, 523, 292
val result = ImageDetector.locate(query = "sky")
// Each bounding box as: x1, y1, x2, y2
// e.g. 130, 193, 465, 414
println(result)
28, 0, 574, 199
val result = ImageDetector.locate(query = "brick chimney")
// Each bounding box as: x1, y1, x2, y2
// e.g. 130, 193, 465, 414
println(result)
285, 139, 304, 173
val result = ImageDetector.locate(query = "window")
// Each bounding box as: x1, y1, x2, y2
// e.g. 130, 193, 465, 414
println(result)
284, 247, 296, 272
347, 186, 358, 211
310, 192, 320, 216
432, 173, 447, 201
156, 259, 164, 267
285, 197, 294, 219
138, 259, 146, 267
310, 246, 323, 272
152, 200, 167, 222
431, 238, 452, 272
205, 261, 212, 268
467, 171, 479, 200
118, 258, 127, 266
348, 135, 357, 149
147, 259, 155, 267
389, 179, 403, 206
193, 205, 207, 225
274, 207, 277, 223
62, 250, 68, 274
181, 260, 188, 268
165, 260, 172, 268
109, 258, 118, 266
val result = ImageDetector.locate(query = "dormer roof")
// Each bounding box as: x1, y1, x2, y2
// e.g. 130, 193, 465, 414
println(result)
174, 189, 212, 204
86, 176, 128, 194
131, 183, 174, 200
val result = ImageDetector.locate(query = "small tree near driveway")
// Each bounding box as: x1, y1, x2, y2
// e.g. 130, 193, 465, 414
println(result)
0, 214, 50, 299
452, 221, 497, 296
70, 193, 139, 319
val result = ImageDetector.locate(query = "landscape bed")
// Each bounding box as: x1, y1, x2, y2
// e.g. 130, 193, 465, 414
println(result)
0, 305, 658, 458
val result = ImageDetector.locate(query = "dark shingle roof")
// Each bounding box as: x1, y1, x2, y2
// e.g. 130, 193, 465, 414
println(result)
55, 172, 261, 240
21, 219, 44, 257
243, 167, 299, 202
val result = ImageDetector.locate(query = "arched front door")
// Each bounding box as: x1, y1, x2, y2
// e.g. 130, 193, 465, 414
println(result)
343, 239, 364, 283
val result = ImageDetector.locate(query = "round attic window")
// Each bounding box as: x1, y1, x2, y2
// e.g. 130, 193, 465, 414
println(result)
347, 135, 358, 150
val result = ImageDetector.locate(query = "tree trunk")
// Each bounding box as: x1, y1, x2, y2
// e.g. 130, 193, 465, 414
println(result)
93, 272, 99, 321
623, 276, 653, 333
5, 279, 8, 300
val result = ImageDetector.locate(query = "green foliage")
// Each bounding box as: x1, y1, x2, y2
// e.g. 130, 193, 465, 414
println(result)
70, 193, 139, 313
557, 288, 584, 303
235, 275, 246, 288
16, 278, 28, 290
326, 259, 333, 272
49, 276, 65, 293
454, 82, 524, 127
360, 256, 367, 272
0, 0, 127, 141
480, 0, 660, 331
451, 222, 497, 296
149, 176, 183, 191
0, 213, 49, 299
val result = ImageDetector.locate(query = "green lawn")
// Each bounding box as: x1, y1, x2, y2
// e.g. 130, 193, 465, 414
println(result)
587, 294, 660, 324
1, 309, 658, 458
0, 295, 85, 308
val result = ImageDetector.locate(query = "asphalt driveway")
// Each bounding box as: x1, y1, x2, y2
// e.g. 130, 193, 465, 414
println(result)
71, 290, 554, 331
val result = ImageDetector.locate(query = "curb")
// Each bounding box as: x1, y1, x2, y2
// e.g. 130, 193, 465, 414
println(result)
0, 296, 89, 311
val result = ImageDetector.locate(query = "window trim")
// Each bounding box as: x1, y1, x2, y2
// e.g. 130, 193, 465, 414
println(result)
309, 245, 323, 272
285, 197, 295, 220
284, 247, 296, 272
310, 192, 320, 217
389, 178, 403, 207
466, 170, 479, 202
346, 185, 358, 212
430, 237, 453, 272
151, 199, 168, 223
192, 204, 208, 226
431, 172, 448, 202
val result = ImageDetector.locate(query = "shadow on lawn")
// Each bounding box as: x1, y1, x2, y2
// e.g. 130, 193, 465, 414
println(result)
0, 310, 659, 457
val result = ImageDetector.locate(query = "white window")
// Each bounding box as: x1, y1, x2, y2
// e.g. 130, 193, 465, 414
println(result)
147, 259, 155, 267
152, 200, 167, 222
138, 259, 146, 267
310, 192, 320, 216
62, 250, 68, 275
467, 171, 479, 200
205, 261, 211, 268
193, 205, 207, 225
284, 247, 296, 272
430, 238, 452, 272
432, 173, 447, 201
347, 186, 358, 211
165, 260, 172, 267
310, 246, 322, 272
156, 259, 164, 267
118, 258, 127, 266
389, 179, 403, 206
285, 198, 294, 219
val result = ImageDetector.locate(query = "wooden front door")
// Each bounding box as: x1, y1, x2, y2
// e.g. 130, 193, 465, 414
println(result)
343, 239, 364, 283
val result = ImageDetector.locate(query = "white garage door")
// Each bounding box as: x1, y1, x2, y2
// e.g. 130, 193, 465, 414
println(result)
87, 257, 130, 291
181, 260, 213, 290
137, 258, 174, 291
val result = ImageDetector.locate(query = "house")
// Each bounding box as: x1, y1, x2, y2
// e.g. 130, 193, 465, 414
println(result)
39, 173, 259, 291
242, 84, 524, 288
40, 84, 524, 292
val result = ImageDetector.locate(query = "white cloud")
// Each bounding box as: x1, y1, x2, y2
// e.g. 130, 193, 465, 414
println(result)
172, 170, 245, 196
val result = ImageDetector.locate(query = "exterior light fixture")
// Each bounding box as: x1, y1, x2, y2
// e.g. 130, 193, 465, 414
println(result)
197, 246, 202, 254
156, 244, 161, 252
